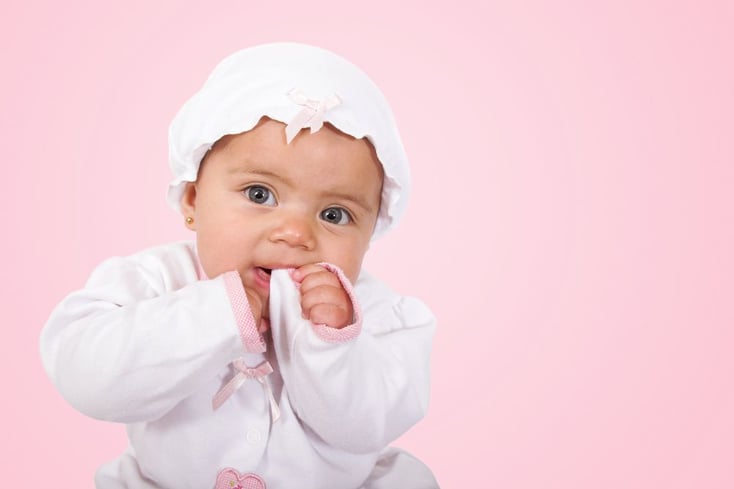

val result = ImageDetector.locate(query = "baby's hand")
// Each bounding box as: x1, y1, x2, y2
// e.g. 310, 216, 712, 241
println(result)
244, 289, 270, 334
291, 264, 354, 329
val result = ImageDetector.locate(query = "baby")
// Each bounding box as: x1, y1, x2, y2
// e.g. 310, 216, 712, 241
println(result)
41, 43, 437, 489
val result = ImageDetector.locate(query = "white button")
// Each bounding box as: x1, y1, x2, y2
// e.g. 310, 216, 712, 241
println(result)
246, 428, 262, 444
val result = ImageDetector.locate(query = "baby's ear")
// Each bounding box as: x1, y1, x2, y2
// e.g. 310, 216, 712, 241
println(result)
180, 182, 198, 229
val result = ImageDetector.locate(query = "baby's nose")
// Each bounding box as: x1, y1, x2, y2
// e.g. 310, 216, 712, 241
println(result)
268, 213, 316, 249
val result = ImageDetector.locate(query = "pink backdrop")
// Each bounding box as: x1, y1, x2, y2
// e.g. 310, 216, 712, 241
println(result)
3, 1, 733, 487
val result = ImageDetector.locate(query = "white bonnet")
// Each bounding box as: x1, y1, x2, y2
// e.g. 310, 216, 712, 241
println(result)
167, 42, 410, 239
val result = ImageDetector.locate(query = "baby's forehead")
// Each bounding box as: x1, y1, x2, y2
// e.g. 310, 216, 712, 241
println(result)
212, 118, 381, 176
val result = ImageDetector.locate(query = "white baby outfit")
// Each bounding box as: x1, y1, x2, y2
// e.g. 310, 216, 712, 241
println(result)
41, 242, 436, 488
41, 42, 437, 488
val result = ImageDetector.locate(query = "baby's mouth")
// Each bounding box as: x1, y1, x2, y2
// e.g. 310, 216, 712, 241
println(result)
253, 266, 273, 286
255, 267, 273, 279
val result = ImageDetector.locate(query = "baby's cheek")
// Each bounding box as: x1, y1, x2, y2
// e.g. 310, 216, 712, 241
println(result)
333, 261, 358, 285
201, 246, 246, 279
332, 257, 362, 287
323, 238, 369, 283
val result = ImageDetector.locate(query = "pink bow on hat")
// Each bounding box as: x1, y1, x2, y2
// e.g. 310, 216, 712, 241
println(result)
285, 88, 342, 144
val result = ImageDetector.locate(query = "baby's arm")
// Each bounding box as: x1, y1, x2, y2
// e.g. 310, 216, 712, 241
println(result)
270, 267, 435, 454
40, 247, 257, 423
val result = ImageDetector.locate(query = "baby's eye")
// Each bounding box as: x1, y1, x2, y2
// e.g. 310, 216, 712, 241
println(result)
245, 185, 276, 206
320, 207, 352, 225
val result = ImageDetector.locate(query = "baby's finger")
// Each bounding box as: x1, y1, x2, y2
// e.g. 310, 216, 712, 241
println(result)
301, 284, 352, 324
291, 263, 329, 283
301, 283, 346, 310
299, 269, 341, 294
308, 302, 352, 328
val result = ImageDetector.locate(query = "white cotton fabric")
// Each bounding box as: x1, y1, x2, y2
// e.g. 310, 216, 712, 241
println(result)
167, 42, 411, 239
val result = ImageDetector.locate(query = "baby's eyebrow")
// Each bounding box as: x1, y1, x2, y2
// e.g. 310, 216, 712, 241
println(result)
327, 191, 375, 214
229, 167, 294, 186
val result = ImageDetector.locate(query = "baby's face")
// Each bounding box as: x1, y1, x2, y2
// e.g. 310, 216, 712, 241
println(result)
180, 118, 383, 307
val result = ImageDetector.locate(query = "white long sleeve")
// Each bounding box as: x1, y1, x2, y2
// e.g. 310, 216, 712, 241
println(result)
269, 268, 435, 454
40, 244, 246, 422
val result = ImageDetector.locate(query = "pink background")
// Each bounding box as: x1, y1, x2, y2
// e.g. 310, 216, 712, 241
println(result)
2, 1, 733, 487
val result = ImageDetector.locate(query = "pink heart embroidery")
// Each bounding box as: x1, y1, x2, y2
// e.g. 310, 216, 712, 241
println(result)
215, 468, 266, 489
